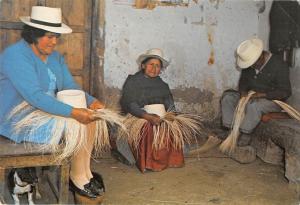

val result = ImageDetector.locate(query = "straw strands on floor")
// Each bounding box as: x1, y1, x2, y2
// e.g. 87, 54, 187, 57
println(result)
9, 102, 126, 161
119, 112, 204, 150
220, 91, 300, 153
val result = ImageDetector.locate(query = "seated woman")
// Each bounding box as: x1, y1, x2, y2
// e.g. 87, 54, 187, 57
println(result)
120, 48, 201, 172
0, 6, 105, 199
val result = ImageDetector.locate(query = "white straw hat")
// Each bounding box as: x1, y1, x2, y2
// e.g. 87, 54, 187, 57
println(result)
236, 38, 263, 69
57, 90, 87, 108
20, 6, 72, 34
137, 48, 169, 69
144, 104, 166, 117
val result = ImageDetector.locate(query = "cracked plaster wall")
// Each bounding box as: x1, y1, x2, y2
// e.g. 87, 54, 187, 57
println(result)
103, 0, 270, 119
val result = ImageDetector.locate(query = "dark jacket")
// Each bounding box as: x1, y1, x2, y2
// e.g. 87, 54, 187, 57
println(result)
238, 54, 291, 101
120, 71, 175, 117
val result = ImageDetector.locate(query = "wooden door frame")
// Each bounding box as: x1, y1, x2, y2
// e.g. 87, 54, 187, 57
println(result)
89, 0, 105, 101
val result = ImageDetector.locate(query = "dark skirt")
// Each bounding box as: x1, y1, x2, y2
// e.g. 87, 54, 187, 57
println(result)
132, 122, 184, 173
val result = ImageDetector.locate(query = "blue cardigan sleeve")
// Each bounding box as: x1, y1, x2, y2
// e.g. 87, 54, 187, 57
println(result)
2, 48, 73, 117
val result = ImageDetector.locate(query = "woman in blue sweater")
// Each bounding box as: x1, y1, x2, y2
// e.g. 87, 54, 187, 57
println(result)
0, 6, 104, 198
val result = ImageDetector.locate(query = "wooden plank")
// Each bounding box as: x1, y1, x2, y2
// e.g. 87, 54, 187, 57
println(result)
0, 29, 21, 52
0, 155, 62, 168
82, 0, 93, 92
45, 0, 85, 27
90, 0, 105, 100
0, 0, 39, 22
135, 0, 148, 9
0, 168, 5, 201
58, 164, 70, 204
55, 33, 84, 70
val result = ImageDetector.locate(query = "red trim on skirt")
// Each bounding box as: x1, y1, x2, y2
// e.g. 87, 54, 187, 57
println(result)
132, 122, 184, 173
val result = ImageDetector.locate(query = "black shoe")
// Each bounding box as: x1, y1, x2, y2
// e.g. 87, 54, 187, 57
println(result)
237, 134, 251, 147
111, 149, 132, 166
90, 172, 105, 195
69, 179, 98, 198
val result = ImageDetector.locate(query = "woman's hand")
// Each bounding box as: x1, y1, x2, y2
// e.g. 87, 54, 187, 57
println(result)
71, 108, 96, 124
142, 113, 162, 125
89, 99, 105, 110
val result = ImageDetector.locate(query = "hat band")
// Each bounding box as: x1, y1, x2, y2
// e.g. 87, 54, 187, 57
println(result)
30, 18, 62, 27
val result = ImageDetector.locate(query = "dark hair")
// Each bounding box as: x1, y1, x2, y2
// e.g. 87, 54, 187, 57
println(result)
141, 57, 163, 67
21, 25, 48, 44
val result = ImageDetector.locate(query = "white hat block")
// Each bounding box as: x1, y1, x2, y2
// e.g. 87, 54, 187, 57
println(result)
144, 104, 166, 117
57, 90, 87, 108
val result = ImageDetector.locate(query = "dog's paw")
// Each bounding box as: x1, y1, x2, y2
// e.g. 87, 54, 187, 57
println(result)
35, 184, 42, 200
35, 191, 42, 200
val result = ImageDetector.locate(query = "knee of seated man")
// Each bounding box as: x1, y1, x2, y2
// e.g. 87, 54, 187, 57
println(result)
222, 91, 239, 100
245, 100, 264, 113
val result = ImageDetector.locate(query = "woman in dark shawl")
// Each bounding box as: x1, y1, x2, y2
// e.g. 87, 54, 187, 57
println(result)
120, 48, 187, 172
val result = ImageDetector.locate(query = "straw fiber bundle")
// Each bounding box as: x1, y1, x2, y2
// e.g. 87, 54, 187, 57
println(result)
9, 102, 126, 161
119, 112, 204, 150
220, 91, 300, 153
273, 100, 300, 122
219, 91, 255, 153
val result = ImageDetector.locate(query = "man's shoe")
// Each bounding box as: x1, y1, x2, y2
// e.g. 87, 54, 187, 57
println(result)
229, 146, 256, 164
237, 134, 251, 146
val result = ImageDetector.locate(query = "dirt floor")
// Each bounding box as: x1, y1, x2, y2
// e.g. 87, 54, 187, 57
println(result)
4, 149, 300, 205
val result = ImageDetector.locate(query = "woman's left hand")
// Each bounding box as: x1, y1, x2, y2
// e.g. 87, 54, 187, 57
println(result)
89, 99, 105, 110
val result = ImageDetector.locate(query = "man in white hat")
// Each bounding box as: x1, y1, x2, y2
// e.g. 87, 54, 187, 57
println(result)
0, 6, 105, 198
196, 38, 291, 163
223, 38, 291, 133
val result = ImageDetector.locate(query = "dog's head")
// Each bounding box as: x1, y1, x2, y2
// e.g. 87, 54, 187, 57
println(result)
92, 172, 105, 193
14, 167, 38, 185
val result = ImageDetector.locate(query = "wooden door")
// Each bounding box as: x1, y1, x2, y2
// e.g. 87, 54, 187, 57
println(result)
0, 0, 93, 91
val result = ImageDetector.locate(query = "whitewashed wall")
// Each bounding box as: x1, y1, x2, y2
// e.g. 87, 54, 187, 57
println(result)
103, 0, 270, 118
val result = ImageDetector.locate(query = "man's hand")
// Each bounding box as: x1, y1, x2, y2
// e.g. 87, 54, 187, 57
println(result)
89, 99, 105, 110
142, 113, 162, 125
240, 91, 248, 98
71, 108, 96, 124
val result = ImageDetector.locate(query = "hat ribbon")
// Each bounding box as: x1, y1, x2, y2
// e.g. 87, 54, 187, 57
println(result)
30, 18, 61, 27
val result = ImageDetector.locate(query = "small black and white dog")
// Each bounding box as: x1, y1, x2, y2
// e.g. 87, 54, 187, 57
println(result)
8, 167, 41, 205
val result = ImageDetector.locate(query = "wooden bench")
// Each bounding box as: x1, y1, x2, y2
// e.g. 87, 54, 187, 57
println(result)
0, 136, 70, 204
261, 112, 291, 123
252, 113, 300, 184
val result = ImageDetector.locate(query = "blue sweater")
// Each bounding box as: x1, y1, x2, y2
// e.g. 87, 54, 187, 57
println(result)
0, 40, 95, 143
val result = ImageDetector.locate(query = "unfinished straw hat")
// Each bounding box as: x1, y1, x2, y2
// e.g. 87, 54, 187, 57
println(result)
137, 48, 169, 69
236, 38, 263, 69
144, 104, 166, 117
20, 6, 72, 34
57, 90, 87, 108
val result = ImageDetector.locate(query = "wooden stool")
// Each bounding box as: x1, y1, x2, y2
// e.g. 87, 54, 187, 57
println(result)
0, 136, 70, 204
74, 193, 104, 205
